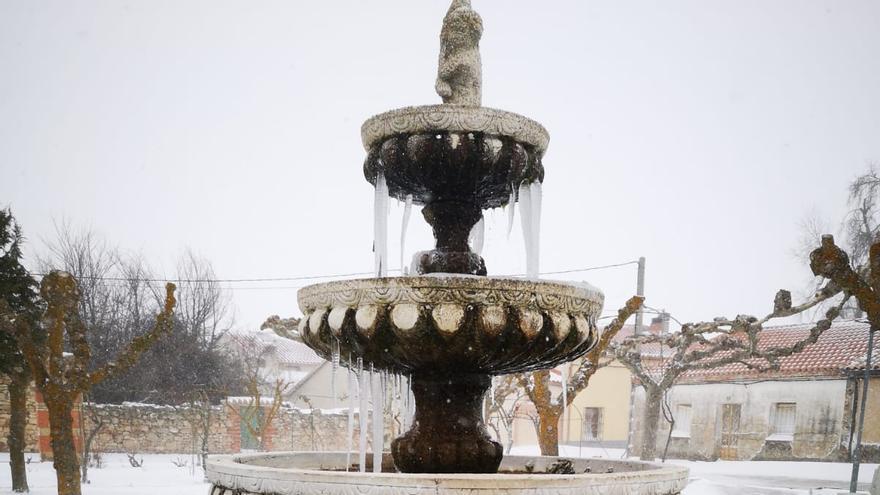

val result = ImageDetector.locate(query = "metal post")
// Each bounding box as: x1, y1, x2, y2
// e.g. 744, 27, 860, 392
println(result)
849, 324, 875, 493
634, 257, 646, 335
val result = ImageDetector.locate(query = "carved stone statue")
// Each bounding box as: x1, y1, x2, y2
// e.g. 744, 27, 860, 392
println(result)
435, 0, 483, 106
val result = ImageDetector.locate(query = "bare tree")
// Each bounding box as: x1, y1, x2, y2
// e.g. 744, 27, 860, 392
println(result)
484, 375, 526, 454
261, 314, 301, 341
0, 272, 176, 495
612, 281, 844, 461
175, 249, 232, 350
38, 226, 239, 404
79, 397, 105, 485
514, 296, 644, 455
225, 334, 291, 451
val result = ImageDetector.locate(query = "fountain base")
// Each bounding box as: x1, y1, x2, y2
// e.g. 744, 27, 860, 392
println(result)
392, 373, 501, 473
206, 452, 689, 495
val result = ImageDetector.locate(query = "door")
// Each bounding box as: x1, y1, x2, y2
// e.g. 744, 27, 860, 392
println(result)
719, 404, 741, 460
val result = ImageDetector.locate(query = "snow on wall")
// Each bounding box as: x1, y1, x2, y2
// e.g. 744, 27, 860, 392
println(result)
0, 378, 39, 453
85, 402, 359, 455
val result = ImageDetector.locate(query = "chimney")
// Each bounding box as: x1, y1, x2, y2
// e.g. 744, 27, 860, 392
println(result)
649, 312, 670, 335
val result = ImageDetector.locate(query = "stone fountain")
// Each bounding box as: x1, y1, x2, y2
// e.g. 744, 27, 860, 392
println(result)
207, 1, 688, 493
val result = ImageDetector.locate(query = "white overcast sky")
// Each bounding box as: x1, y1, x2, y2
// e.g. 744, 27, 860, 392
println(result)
2, 0, 879, 331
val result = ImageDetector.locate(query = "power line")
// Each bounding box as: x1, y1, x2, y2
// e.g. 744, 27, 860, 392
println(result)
32, 260, 640, 290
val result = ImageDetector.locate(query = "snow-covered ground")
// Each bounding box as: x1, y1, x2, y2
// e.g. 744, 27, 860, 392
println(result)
0, 453, 209, 495
511, 445, 878, 494
2, 449, 877, 495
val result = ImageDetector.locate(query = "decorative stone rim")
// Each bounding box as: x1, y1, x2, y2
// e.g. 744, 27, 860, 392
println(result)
298, 275, 602, 315
206, 452, 689, 495
361, 105, 550, 154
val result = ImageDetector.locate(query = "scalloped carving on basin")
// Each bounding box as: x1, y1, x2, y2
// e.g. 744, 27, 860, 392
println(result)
206, 452, 689, 495
297, 275, 604, 375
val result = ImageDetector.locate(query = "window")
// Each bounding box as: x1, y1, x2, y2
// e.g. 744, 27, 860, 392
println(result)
671, 404, 692, 438
770, 403, 796, 440
583, 407, 603, 441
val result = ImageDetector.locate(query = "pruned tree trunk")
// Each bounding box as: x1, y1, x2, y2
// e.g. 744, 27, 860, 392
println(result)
640, 386, 662, 461
536, 407, 562, 456
48, 399, 82, 495
8, 373, 29, 493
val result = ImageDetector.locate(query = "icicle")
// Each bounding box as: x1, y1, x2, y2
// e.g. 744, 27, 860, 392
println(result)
489, 375, 495, 408
469, 214, 485, 256
331, 339, 340, 408
529, 181, 542, 278
518, 183, 535, 277
400, 194, 413, 274
346, 357, 355, 472
506, 187, 516, 239
561, 363, 568, 415
358, 358, 368, 473
371, 365, 384, 473
374, 173, 390, 277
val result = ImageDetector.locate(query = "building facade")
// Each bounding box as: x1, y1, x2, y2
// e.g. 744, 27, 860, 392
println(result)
630, 320, 879, 462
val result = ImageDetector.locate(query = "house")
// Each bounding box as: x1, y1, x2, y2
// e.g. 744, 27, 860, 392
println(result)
629, 319, 879, 462
507, 315, 670, 450
221, 330, 326, 401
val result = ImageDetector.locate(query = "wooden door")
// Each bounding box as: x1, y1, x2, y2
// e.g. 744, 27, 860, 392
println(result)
719, 404, 741, 460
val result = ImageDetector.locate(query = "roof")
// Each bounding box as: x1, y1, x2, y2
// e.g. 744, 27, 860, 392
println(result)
669, 319, 877, 384
225, 330, 325, 367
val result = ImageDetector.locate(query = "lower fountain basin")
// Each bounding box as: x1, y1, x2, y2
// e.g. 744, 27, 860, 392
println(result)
297, 275, 604, 375
206, 452, 689, 495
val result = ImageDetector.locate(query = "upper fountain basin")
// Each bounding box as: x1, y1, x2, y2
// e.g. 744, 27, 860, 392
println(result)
362, 105, 549, 209
297, 275, 604, 375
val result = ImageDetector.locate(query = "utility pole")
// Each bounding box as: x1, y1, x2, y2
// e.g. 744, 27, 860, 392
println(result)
849, 324, 876, 493
624, 256, 646, 459
634, 257, 646, 335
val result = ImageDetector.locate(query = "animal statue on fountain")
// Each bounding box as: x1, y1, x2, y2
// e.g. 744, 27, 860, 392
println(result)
436, 0, 483, 106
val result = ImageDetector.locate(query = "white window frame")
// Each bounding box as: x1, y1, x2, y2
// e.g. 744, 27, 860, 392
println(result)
671, 404, 692, 438
768, 402, 797, 441
582, 407, 603, 441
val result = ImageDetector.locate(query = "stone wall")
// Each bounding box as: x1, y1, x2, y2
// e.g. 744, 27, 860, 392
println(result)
0, 377, 39, 453
1, 379, 361, 456
85, 402, 359, 455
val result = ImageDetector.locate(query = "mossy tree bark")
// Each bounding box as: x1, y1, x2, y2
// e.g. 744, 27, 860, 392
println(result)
7, 371, 30, 493
3, 272, 176, 495
514, 296, 645, 456
47, 398, 80, 495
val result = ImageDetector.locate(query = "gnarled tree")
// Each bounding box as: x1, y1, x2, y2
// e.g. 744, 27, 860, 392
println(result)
613, 280, 844, 460
1, 272, 176, 495
514, 295, 644, 455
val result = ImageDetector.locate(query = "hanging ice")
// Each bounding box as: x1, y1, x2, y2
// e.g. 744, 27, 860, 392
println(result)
374, 172, 390, 277
346, 359, 355, 472
518, 183, 534, 277
529, 181, 542, 278
560, 363, 568, 415
506, 188, 516, 239
331, 339, 340, 408
469, 215, 485, 256
371, 365, 384, 473
400, 194, 413, 274
358, 358, 368, 472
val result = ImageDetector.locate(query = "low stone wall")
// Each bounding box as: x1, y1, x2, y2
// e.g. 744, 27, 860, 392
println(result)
0, 377, 39, 453
86, 402, 358, 455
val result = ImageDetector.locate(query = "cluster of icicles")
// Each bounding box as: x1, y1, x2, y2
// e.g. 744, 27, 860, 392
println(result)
373, 173, 543, 278
330, 340, 415, 473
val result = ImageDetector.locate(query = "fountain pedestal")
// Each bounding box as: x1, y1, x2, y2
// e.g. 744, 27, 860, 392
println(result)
391, 373, 501, 473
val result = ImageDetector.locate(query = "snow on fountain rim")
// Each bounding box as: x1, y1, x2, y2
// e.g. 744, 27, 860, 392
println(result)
206, 452, 688, 495
298, 274, 604, 310
361, 105, 550, 154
